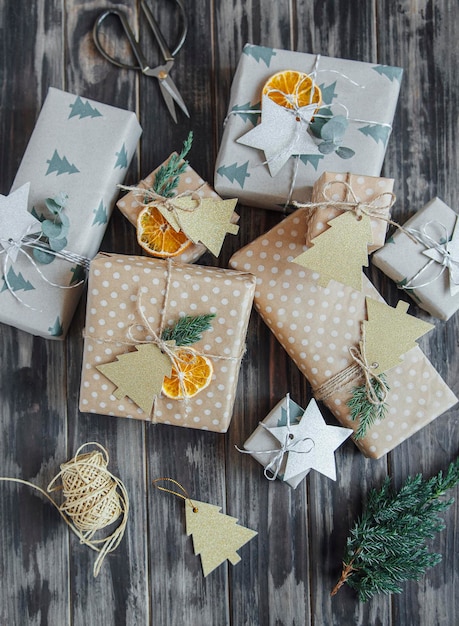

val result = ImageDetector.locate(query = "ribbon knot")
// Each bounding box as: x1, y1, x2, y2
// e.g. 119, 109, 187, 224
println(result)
348, 342, 388, 406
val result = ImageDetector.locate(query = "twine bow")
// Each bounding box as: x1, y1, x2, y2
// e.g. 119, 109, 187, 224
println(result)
118, 183, 204, 220
401, 219, 459, 291
0, 227, 90, 311
236, 394, 315, 481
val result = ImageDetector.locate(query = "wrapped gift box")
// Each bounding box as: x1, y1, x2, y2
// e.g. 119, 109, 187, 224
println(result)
79, 253, 256, 432
230, 208, 457, 458
117, 153, 239, 263
1, 88, 142, 339
372, 198, 459, 320
304, 172, 395, 253
215, 44, 402, 211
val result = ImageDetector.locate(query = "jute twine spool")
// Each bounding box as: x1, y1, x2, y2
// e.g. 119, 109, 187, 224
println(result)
0, 442, 129, 577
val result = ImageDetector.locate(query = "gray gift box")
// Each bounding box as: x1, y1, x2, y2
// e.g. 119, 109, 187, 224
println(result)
243, 396, 310, 488
1, 88, 142, 339
372, 198, 459, 320
215, 44, 402, 211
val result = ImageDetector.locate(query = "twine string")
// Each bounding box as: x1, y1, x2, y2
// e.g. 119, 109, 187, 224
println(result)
236, 393, 315, 481
152, 477, 198, 512
400, 219, 459, 290
0, 442, 129, 577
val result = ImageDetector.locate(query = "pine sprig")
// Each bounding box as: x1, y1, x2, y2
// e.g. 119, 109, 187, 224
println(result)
347, 374, 389, 439
161, 314, 215, 346
151, 131, 193, 198
331, 456, 459, 601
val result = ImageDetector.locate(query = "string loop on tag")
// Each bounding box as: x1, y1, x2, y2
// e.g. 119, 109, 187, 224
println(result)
152, 477, 198, 512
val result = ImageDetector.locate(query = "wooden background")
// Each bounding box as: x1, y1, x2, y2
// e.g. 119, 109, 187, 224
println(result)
0, 0, 458, 624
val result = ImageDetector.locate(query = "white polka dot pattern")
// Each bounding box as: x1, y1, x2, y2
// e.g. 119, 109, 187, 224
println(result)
305, 172, 394, 253
230, 208, 458, 459
116, 155, 236, 263
79, 254, 256, 432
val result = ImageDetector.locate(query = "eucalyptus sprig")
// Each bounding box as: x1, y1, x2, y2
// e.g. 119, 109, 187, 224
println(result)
161, 313, 215, 346
331, 456, 459, 601
151, 131, 193, 198
347, 374, 389, 439
32, 192, 70, 265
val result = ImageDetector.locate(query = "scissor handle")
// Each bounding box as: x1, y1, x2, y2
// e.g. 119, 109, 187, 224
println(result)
93, 9, 150, 71
140, 0, 188, 60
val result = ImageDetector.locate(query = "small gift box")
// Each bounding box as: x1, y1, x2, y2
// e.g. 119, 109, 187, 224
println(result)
79, 253, 256, 432
230, 208, 457, 458
241, 395, 352, 488
0, 88, 141, 339
215, 44, 402, 211
372, 198, 459, 320
304, 172, 395, 253
117, 149, 239, 263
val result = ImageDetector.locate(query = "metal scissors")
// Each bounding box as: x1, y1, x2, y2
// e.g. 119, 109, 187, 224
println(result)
93, 0, 189, 123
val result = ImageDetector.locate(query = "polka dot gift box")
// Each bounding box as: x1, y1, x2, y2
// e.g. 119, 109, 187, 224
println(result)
304, 171, 395, 253
79, 253, 255, 432
117, 152, 239, 264
229, 209, 457, 458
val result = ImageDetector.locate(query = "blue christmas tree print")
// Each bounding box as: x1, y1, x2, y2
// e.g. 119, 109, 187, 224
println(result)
114, 144, 128, 169
92, 200, 108, 226
318, 81, 338, 105
1, 267, 34, 293
358, 124, 392, 146
48, 316, 64, 337
69, 264, 86, 286
277, 403, 304, 427
68, 96, 102, 119
231, 101, 261, 126
46, 150, 79, 176
242, 44, 277, 67
299, 154, 324, 170
372, 65, 403, 83
216, 161, 251, 189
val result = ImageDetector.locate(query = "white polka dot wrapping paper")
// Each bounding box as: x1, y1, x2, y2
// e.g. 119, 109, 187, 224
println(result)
229, 209, 458, 458
117, 153, 239, 263
214, 44, 402, 211
79, 253, 256, 432
1, 87, 142, 340
305, 171, 394, 253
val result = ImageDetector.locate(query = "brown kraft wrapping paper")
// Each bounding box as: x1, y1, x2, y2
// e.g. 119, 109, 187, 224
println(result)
229, 209, 457, 458
305, 171, 395, 253
79, 253, 256, 432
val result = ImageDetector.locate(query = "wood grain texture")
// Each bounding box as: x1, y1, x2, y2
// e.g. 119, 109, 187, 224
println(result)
0, 0, 458, 625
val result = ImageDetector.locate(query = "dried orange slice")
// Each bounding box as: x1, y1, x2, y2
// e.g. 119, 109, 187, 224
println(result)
262, 70, 322, 110
162, 348, 213, 399
137, 205, 192, 258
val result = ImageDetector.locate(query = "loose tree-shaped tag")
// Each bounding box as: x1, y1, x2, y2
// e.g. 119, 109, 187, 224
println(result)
363, 297, 434, 375
293, 212, 373, 291
158, 196, 239, 257
185, 499, 257, 576
97, 344, 172, 415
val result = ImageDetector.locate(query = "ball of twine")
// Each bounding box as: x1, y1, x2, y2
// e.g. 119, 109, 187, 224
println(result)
0, 442, 129, 577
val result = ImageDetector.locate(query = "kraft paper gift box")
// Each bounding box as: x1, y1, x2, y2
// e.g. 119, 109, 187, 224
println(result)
229, 209, 457, 458
215, 44, 402, 211
0, 88, 142, 339
79, 253, 256, 432
372, 198, 459, 320
304, 172, 395, 253
117, 153, 239, 263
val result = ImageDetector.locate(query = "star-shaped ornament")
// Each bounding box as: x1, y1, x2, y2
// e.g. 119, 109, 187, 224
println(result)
422, 216, 459, 296
0, 182, 40, 261
237, 95, 320, 176
266, 398, 352, 481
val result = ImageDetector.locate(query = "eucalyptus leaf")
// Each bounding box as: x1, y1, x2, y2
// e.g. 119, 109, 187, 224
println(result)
309, 107, 333, 137
336, 146, 355, 159
42, 220, 63, 239
320, 116, 348, 142
59, 212, 70, 229
49, 236, 67, 252
33, 248, 55, 265
45, 198, 62, 214
318, 141, 337, 155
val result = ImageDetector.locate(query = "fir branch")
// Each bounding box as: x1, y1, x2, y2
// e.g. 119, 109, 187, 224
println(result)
161, 314, 215, 346
347, 374, 389, 439
151, 131, 193, 198
331, 456, 459, 602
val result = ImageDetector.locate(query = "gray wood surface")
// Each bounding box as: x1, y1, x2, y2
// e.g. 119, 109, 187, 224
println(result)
0, 1, 458, 625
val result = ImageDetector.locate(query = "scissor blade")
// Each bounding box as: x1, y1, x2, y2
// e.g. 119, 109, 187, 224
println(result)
158, 83, 178, 123
159, 76, 190, 118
